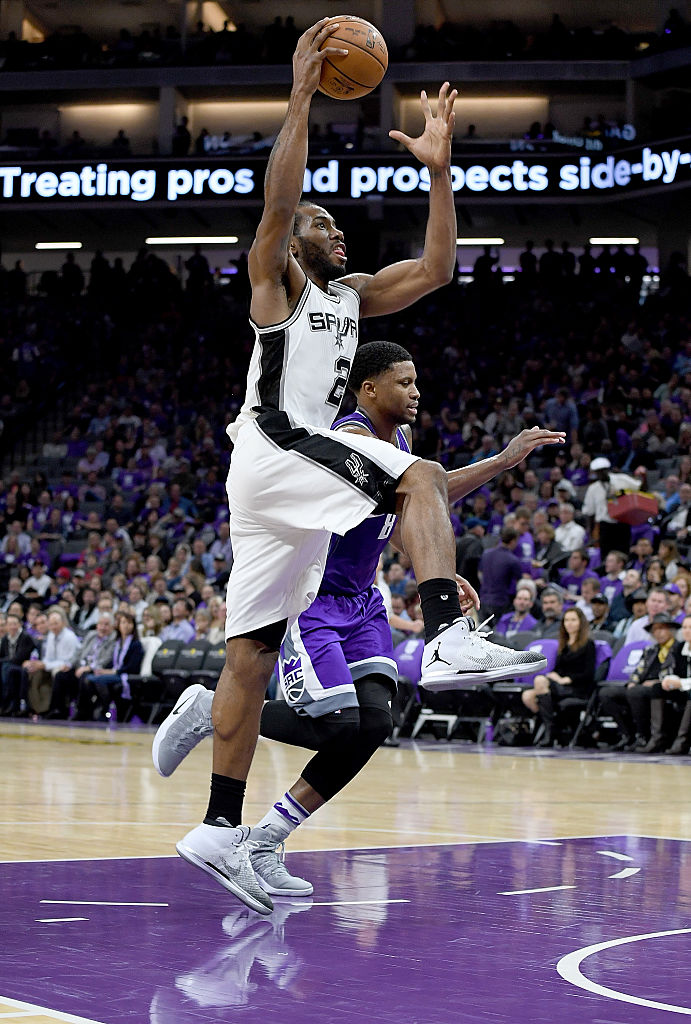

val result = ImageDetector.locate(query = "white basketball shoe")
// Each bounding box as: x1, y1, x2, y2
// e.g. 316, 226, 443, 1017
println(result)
176, 820, 274, 916
152, 683, 213, 777
420, 616, 547, 691
248, 825, 314, 897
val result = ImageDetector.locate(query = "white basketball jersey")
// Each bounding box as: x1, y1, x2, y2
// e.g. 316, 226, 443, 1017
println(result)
227, 278, 360, 443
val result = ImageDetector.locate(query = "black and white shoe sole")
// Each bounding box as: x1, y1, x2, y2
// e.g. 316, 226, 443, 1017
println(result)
420, 656, 548, 691
176, 841, 274, 916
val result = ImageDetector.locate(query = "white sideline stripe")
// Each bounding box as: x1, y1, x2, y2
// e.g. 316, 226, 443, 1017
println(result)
0, 994, 107, 1023
36, 917, 89, 923
527, 840, 563, 846
596, 850, 635, 861
500, 884, 576, 896
40, 899, 168, 907
608, 867, 641, 879
310, 899, 410, 907
557, 927, 691, 1014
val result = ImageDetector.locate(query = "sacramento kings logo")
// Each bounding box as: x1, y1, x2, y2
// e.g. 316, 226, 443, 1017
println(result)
281, 655, 305, 705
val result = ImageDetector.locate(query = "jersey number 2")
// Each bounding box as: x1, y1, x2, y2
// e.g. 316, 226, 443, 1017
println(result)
326, 356, 352, 407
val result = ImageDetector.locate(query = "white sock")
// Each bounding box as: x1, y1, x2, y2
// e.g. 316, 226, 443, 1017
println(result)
252, 791, 310, 844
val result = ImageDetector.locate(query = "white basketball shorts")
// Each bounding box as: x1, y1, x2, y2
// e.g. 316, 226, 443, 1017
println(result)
224, 410, 419, 644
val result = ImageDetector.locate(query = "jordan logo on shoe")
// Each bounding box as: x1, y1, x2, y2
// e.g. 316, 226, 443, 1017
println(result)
426, 644, 452, 668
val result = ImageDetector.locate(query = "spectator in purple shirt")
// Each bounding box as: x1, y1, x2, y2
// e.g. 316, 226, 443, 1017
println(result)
559, 547, 599, 597
479, 526, 523, 622
512, 506, 536, 574
495, 586, 538, 636
598, 549, 626, 605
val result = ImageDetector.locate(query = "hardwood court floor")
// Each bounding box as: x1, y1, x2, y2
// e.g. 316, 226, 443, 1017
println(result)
3, 723, 691, 1024
1, 720, 690, 860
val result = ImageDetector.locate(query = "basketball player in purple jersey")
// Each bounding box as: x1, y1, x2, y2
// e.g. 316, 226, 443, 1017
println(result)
155, 342, 565, 898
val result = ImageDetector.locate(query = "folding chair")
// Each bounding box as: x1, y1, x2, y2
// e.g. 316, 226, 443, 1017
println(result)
130, 639, 185, 725
570, 639, 650, 748
159, 641, 210, 708
122, 635, 161, 722
566, 639, 613, 748
493, 639, 559, 742
392, 638, 424, 739
197, 644, 226, 689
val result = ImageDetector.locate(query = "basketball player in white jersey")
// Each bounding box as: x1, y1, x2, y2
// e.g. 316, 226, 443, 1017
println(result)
175, 18, 552, 915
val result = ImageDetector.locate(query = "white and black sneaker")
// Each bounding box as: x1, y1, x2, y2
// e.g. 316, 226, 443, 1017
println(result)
176, 819, 274, 916
420, 616, 547, 691
152, 683, 214, 777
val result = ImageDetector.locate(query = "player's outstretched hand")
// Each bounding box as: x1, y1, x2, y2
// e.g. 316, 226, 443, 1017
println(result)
388, 82, 457, 172
292, 18, 348, 95
500, 426, 566, 470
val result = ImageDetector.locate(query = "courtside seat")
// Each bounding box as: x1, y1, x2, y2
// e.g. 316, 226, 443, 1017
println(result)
159, 642, 210, 703
196, 644, 226, 688
130, 639, 185, 724
392, 637, 424, 738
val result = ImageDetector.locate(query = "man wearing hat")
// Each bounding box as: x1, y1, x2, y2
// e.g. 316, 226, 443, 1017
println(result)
612, 586, 649, 640
625, 587, 668, 645
599, 611, 679, 751
585, 591, 613, 631
664, 582, 686, 625
582, 456, 640, 558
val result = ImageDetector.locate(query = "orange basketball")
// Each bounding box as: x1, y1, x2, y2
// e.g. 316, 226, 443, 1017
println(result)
318, 16, 388, 100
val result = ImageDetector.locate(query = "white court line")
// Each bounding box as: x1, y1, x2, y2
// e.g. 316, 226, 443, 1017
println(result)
526, 840, 563, 846
40, 900, 168, 907
608, 867, 641, 880
0, 995, 106, 1023
499, 885, 576, 896
557, 927, 691, 1015
597, 850, 635, 861
310, 899, 410, 907
36, 917, 89, 923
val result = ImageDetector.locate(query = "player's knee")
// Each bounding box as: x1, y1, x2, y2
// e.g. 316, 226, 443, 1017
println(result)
316, 710, 361, 750
402, 458, 447, 497
358, 706, 394, 751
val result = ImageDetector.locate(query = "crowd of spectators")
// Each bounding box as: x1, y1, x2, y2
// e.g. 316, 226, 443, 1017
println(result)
0, 221, 690, 747
1, 10, 689, 73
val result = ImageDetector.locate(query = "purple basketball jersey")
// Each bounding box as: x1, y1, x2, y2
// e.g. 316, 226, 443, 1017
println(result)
319, 409, 410, 597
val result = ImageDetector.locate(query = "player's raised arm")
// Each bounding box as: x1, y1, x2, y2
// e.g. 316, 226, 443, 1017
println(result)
249, 20, 347, 319
446, 427, 566, 504
345, 83, 458, 318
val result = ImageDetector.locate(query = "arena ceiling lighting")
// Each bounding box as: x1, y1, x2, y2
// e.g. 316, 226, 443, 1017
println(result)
456, 237, 505, 245
145, 236, 239, 244
588, 237, 640, 245
35, 242, 82, 249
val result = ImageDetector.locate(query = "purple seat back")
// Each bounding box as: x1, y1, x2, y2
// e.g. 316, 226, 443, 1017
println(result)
606, 640, 651, 681
393, 638, 425, 686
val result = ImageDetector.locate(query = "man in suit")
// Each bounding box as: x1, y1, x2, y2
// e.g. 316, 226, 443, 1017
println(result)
0, 612, 36, 715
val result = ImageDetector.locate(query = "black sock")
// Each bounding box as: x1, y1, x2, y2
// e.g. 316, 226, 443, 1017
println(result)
417, 578, 463, 643
204, 773, 246, 826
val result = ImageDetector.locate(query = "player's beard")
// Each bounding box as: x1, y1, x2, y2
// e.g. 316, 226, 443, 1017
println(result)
296, 238, 343, 283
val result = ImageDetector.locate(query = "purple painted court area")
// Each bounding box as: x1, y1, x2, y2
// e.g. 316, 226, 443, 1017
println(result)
3, 836, 691, 1023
